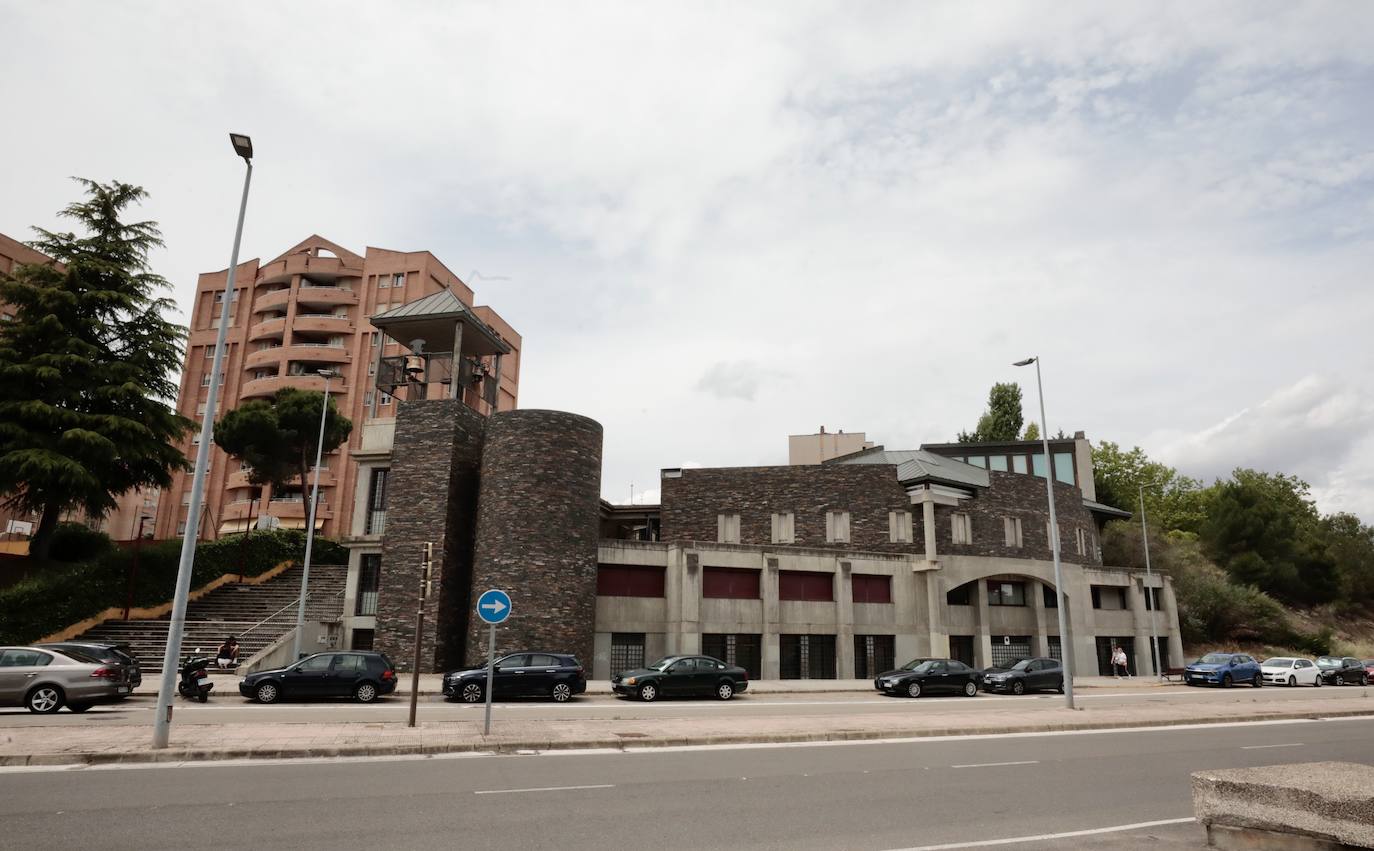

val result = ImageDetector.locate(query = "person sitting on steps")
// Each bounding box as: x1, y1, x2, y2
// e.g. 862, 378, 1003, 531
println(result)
216, 636, 240, 670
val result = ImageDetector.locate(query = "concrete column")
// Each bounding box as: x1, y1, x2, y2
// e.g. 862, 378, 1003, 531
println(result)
1162, 577, 1185, 671
975, 580, 992, 669
762, 558, 780, 679
922, 498, 938, 564
836, 560, 854, 679
1031, 579, 1050, 657
490, 352, 504, 413
664, 545, 684, 656
449, 321, 464, 400
680, 551, 700, 656
1128, 578, 1151, 677
367, 333, 385, 419
925, 570, 948, 658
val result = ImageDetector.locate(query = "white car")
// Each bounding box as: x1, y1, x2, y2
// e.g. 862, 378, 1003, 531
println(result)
1260, 657, 1322, 687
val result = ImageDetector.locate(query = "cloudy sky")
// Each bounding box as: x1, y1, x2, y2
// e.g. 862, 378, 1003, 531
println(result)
3, 2, 1372, 519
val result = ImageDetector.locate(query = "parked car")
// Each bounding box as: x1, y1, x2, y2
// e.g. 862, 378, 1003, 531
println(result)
981, 656, 1064, 695
1315, 656, 1369, 686
1184, 653, 1262, 687
239, 651, 397, 703
1364, 660, 1374, 680
612, 655, 748, 702
40, 641, 142, 690
875, 658, 981, 698
444, 652, 587, 703
0, 645, 134, 713
1260, 657, 1322, 687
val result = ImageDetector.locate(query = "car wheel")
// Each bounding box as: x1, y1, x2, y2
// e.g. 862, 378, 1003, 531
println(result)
1253, 674, 1262, 688
963, 681, 978, 697
1222, 674, 1233, 688
638, 683, 659, 702
1335, 675, 1345, 686
354, 682, 378, 703
67, 702, 92, 713
1314, 675, 1322, 687
197, 689, 210, 703
1288, 676, 1296, 687
551, 682, 573, 702
906, 681, 922, 698
1056, 679, 1065, 694
26, 685, 64, 714
1362, 674, 1369, 687
716, 681, 735, 701
254, 682, 281, 704
1011, 680, 1025, 696
460, 682, 484, 703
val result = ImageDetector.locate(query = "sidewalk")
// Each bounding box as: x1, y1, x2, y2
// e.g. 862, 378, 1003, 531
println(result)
3, 690, 1366, 767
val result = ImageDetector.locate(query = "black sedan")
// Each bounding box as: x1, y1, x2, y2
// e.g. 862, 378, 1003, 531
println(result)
240, 651, 397, 703
443, 652, 587, 702
612, 655, 748, 702
1316, 656, 1370, 686
875, 658, 980, 698
980, 656, 1064, 695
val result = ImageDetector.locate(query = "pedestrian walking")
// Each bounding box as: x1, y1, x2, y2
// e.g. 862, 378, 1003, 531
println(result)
1111, 645, 1129, 678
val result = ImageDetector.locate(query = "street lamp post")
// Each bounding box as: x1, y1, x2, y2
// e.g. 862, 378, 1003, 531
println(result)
1014, 356, 1075, 710
291, 369, 336, 662
1139, 485, 1164, 681
152, 133, 254, 749
123, 515, 151, 621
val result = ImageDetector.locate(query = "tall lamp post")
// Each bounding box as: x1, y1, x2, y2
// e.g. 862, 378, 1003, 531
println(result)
291, 368, 337, 661
1014, 356, 1075, 710
152, 133, 254, 749
1138, 485, 1164, 681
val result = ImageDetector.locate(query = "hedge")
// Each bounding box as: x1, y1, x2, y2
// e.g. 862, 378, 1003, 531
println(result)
0, 529, 347, 645
48, 522, 114, 563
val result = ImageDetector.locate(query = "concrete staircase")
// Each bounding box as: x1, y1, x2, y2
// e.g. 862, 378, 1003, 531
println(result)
76, 563, 348, 672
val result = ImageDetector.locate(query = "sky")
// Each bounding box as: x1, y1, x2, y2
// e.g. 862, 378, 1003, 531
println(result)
2, 2, 1372, 520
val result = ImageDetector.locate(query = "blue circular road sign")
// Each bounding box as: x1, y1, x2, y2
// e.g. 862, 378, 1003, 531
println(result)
476, 588, 512, 624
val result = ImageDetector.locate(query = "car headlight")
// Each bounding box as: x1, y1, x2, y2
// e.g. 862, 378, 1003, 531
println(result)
623, 676, 637, 686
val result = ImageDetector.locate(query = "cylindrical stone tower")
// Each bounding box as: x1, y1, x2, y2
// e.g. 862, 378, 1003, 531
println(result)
467, 410, 603, 669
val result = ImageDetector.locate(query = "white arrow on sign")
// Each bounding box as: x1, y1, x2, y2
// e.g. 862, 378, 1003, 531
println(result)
481, 598, 507, 616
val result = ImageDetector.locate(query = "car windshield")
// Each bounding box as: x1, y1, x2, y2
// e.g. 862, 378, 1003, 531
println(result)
909, 661, 938, 673
647, 657, 677, 672
1262, 658, 1294, 667
1197, 653, 1229, 664
899, 659, 927, 671
57, 647, 104, 664
1316, 657, 1340, 667
1010, 659, 1033, 671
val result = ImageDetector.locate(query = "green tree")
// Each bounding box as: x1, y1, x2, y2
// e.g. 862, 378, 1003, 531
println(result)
1091, 441, 1209, 533
214, 388, 352, 522
1319, 513, 1374, 604
1021, 421, 1039, 441
0, 180, 191, 560
957, 382, 1024, 443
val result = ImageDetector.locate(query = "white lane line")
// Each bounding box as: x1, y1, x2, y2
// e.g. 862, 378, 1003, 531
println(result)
950, 760, 1038, 769
474, 784, 614, 795
1241, 742, 1304, 750
884, 817, 1195, 850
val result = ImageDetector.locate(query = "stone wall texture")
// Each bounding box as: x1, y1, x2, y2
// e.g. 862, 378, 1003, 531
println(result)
932, 470, 1101, 565
467, 410, 603, 669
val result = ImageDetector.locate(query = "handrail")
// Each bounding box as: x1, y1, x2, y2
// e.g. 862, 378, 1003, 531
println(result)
235, 583, 345, 641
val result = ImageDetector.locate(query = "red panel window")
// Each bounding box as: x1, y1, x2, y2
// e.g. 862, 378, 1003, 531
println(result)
779, 570, 834, 602
851, 573, 892, 604
703, 567, 761, 599
596, 565, 665, 598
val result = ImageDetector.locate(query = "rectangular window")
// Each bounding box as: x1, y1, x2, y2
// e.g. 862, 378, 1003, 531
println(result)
204, 347, 214, 358
702, 567, 760, 599
780, 634, 837, 679
392, 273, 406, 287
379, 392, 392, 405
826, 510, 850, 543
851, 573, 892, 604
1032, 452, 1048, 478
779, 570, 833, 602
1053, 452, 1075, 486
1012, 455, 1028, 474
1003, 516, 1023, 548
609, 633, 645, 674
1144, 586, 1163, 611
377, 274, 389, 288
350, 628, 375, 651
988, 455, 1008, 472
364, 390, 374, 407
988, 580, 1027, 607
888, 510, 913, 543
966, 455, 986, 468
1091, 585, 1127, 610
702, 634, 761, 680
853, 635, 896, 679
946, 582, 972, 605
368, 360, 377, 376
371, 332, 379, 347
1043, 584, 1059, 608
991, 635, 1032, 668
356, 554, 381, 615
1075, 527, 1087, 556
596, 564, 666, 597
176, 520, 187, 535
951, 513, 972, 545
770, 512, 794, 544
717, 513, 740, 544
364, 468, 388, 535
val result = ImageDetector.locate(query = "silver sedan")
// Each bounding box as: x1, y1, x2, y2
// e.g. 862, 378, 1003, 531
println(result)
0, 646, 133, 713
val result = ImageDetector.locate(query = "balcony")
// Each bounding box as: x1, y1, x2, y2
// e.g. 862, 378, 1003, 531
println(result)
245, 346, 287, 369
254, 288, 292, 311
226, 470, 257, 490
295, 285, 358, 308
248, 317, 287, 342
256, 254, 357, 285
281, 343, 350, 364
240, 373, 346, 399
292, 314, 353, 334
265, 496, 334, 521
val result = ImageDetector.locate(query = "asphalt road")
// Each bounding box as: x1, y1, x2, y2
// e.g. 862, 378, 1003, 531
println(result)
0, 680, 1367, 726
3, 716, 1372, 850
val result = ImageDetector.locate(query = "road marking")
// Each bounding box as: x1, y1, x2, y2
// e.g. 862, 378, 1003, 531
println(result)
474, 784, 613, 795
1241, 742, 1303, 750
884, 817, 1195, 849
950, 760, 1038, 769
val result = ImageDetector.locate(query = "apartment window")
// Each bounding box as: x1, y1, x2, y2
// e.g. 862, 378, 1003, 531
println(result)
1075, 527, 1087, 556
191, 432, 201, 445
780, 634, 837, 679
851, 573, 892, 604
702, 634, 761, 680
702, 567, 760, 599
1144, 586, 1163, 611
1003, 516, 1023, 548
946, 581, 973, 605
779, 570, 833, 602
204, 347, 214, 358
717, 513, 741, 544
826, 510, 850, 543
596, 564, 666, 597
888, 511, 913, 544
1043, 584, 1059, 608
1047, 635, 1062, 661
213, 289, 239, 303
368, 360, 377, 376
364, 390, 374, 407
176, 520, 187, 535
392, 273, 406, 287
376, 274, 389, 288
1091, 585, 1127, 610
610, 633, 645, 674
853, 635, 896, 679
951, 513, 972, 545
988, 580, 1027, 607
355, 554, 381, 615
771, 512, 795, 544
370, 332, 379, 347
364, 468, 388, 535
379, 392, 392, 406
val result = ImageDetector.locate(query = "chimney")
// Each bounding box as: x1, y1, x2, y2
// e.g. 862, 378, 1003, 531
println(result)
819, 425, 826, 434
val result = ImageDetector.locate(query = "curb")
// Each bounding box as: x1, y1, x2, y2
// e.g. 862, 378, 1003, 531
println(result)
5, 706, 1372, 768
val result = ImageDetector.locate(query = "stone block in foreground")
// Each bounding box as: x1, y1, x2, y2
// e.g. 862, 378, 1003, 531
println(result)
1192, 762, 1374, 849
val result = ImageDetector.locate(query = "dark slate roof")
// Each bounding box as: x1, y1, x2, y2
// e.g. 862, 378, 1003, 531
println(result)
371, 288, 473, 322
835, 449, 990, 489
1082, 498, 1132, 519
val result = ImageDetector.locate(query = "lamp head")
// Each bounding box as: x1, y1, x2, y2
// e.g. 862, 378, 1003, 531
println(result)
316, 369, 337, 379
229, 133, 254, 161
1013, 357, 1036, 367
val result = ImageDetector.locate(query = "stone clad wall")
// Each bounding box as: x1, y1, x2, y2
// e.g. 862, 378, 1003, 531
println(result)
467, 410, 603, 668
933, 471, 1101, 565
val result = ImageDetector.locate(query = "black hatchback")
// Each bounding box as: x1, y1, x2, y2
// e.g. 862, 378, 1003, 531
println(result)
240, 651, 397, 703
443, 652, 587, 703
981, 656, 1064, 695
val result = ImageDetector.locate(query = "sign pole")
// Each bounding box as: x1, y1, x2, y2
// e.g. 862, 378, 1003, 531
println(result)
484, 622, 495, 735
474, 588, 511, 737
407, 542, 433, 729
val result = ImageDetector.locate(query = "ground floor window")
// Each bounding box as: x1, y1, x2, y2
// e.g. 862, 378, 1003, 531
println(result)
356, 554, 381, 615
780, 634, 836, 679
1048, 635, 1062, 661
1095, 636, 1135, 676
991, 635, 1032, 668
1147, 639, 1170, 674
702, 633, 761, 679
351, 629, 374, 651
853, 634, 895, 679
610, 633, 646, 674
948, 635, 975, 667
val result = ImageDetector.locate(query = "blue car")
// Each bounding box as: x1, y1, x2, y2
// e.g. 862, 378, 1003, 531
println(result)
1184, 652, 1262, 688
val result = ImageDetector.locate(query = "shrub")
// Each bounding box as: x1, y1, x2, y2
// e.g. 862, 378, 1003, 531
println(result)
47, 522, 113, 563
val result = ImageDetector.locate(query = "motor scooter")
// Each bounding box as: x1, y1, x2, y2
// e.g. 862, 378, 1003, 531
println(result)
177, 649, 213, 702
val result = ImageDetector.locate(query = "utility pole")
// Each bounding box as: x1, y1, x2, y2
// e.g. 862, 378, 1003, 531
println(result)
408, 541, 434, 728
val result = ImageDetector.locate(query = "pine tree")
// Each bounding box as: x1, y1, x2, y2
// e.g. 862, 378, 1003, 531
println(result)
0, 180, 191, 560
